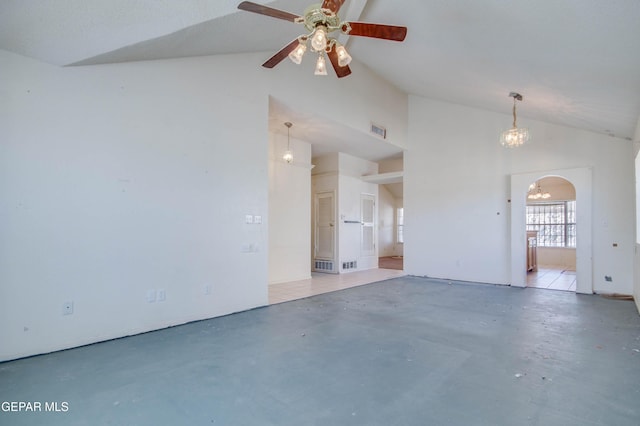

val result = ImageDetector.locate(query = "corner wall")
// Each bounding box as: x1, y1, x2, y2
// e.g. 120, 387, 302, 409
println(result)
268, 132, 312, 284
0, 49, 409, 361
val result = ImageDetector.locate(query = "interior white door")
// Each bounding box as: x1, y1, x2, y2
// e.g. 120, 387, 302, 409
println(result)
315, 192, 335, 260
361, 194, 376, 256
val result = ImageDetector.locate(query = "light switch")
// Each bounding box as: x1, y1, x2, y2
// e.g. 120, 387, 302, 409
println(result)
254, 215, 262, 224
245, 214, 253, 224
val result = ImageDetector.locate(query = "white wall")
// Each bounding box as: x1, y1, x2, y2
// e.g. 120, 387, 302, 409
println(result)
268, 132, 312, 284
337, 154, 378, 271
378, 157, 404, 174
378, 185, 396, 257
378, 157, 404, 257
406, 96, 635, 295
0, 51, 270, 361
635, 150, 640, 313
537, 248, 576, 269
0, 49, 409, 361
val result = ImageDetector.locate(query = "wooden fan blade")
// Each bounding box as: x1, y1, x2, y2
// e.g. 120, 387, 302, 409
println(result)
321, 0, 346, 14
345, 22, 407, 41
326, 47, 352, 78
237, 1, 299, 22
262, 39, 300, 68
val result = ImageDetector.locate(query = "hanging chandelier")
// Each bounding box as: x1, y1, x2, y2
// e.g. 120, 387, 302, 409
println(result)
500, 92, 530, 147
283, 122, 293, 163
527, 182, 550, 200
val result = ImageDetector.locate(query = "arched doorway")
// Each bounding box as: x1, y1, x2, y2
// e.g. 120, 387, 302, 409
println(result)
525, 176, 577, 291
510, 167, 593, 294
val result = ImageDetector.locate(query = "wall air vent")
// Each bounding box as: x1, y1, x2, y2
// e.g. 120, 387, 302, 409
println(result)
370, 123, 386, 139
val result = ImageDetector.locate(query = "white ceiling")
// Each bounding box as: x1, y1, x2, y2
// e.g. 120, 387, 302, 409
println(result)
2, 0, 640, 161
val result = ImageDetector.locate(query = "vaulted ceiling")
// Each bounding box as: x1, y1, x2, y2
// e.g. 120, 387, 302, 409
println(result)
2, 0, 640, 151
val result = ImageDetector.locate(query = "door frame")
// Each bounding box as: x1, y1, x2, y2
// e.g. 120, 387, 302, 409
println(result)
510, 167, 592, 293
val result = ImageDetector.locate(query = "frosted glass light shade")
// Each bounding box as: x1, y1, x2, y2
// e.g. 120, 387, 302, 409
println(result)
311, 27, 327, 51
314, 54, 327, 75
500, 127, 530, 147
336, 45, 352, 67
288, 42, 306, 64
283, 150, 293, 163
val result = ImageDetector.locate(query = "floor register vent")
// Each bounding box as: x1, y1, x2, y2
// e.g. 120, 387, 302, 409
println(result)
315, 260, 334, 271
342, 261, 358, 270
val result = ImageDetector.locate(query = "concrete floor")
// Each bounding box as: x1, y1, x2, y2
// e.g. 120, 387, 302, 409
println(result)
1, 276, 639, 425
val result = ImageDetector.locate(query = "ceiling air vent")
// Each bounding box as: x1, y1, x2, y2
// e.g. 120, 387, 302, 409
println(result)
370, 123, 386, 139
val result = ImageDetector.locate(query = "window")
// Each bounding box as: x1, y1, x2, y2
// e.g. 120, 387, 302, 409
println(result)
526, 201, 576, 247
396, 207, 404, 244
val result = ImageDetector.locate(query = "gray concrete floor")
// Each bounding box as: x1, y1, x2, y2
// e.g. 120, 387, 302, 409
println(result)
1, 276, 640, 425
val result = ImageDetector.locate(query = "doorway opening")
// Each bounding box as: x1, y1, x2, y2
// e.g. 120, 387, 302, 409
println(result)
525, 176, 577, 292
376, 156, 404, 271
510, 167, 592, 294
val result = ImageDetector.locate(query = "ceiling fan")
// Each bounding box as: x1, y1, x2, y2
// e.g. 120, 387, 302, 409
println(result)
237, 1, 407, 78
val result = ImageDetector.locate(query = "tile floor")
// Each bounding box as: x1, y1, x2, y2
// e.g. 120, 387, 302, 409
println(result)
527, 266, 576, 291
269, 268, 405, 304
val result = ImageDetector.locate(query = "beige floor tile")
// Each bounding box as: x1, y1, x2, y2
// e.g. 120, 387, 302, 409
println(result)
269, 269, 405, 304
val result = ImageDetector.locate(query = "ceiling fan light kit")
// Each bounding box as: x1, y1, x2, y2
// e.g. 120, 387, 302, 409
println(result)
335, 44, 352, 67
288, 42, 307, 64
314, 54, 328, 75
237, 1, 407, 78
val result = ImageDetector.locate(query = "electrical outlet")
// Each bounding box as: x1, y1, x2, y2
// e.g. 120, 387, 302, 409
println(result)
204, 284, 212, 295
62, 301, 74, 315
146, 289, 157, 303
157, 289, 166, 302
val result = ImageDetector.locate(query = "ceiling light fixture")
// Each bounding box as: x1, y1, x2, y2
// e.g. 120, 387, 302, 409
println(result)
288, 41, 307, 64
500, 92, 530, 148
335, 42, 352, 67
283, 122, 293, 164
314, 54, 328, 75
237, 1, 407, 78
527, 182, 550, 200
